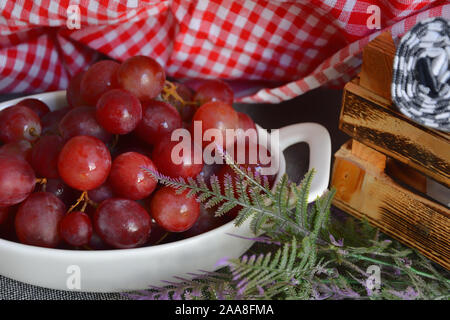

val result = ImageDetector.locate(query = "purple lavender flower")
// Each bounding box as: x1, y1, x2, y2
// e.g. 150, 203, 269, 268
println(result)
256, 285, 265, 296
388, 287, 419, 300
215, 256, 231, 267
329, 234, 344, 247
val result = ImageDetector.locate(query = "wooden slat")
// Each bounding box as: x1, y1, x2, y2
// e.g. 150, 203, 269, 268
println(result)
331, 141, 450, 270
340, 80, 450, 188
359, 31, 395, 101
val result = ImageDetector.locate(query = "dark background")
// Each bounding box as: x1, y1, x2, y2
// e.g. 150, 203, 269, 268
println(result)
0, 87, 349, 300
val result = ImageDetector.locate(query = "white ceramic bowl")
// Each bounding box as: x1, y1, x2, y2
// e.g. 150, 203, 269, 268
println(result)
0, 91, 331, 292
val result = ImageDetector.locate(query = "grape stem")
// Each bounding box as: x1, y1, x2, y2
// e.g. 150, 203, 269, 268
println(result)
67, 191, 89, 213
29, 127, 39, 138
154, 232, 169, 245
162, 80, 198, 107
35, 178, 47, 185
35, 178, 47, 192
110, 134, 119, 150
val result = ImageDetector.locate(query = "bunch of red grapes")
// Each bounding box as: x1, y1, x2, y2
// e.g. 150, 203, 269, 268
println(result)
0, 55, 272, 250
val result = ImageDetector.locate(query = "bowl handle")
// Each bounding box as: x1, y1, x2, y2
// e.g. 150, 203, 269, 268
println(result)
278, 123, 331, 202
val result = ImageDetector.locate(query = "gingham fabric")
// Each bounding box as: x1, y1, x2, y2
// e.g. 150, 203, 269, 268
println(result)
0, 1, 449, 103
392, 17, 449, 132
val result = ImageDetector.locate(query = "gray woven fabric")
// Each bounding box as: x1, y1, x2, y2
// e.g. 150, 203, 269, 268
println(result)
392, 17, 450, 132
0, 275, 125, 300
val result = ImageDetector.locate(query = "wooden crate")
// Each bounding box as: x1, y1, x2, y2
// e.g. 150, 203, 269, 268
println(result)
340, 79, 450, 188
332, 140, 450, 269
332, 32, 450, 269
340, 31, 450, 187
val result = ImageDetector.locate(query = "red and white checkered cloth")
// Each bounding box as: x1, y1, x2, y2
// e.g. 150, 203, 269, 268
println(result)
0, 1, 448, 103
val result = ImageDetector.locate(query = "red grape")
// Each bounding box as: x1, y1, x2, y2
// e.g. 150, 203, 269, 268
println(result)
146, 220, 170, 246
181, 205, 231, 239
96, 89, 142, 135
0, 155, 36, 207
0, 204, 18, 241
15, 98, 50, 118
15, 192, 65, 248
31, 135, 64, 179
237, 112, 257, 132
192, 101, 239, 150
58, 135, 111, 191
87, 182, 115, 203
80, 60, 120, 106
0, 105, 41, 143
110, 133, 152, 159
166, 83, 193, 109
38, 178, 79, 206
94, 198, 151, 249
41, 107, 70, 136
198, 163, 223, 185
166, 83, 197, 122
193, 79, 234, 105
59, 106, 112, 143
66, 70, 88, 108
150, 187, 200, 232
109, 152, 157, 200
116, 55, 165, 101
214, 140, 275, 219
152, 138, 203, 180
134, 100, 182, 145
0, 206, 8, 225
87, 231, 112, 250
59, 211, 92, 246
221, 140, 275, 186
0, 140, 32, 162
236, 112, 258, 146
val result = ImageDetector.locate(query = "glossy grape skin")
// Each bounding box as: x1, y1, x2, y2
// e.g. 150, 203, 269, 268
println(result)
166, 83, 197, 123
193, 79, 234, 105
87, 182, 115, 203
145, 220, 170, 246
0, 140, 33, 162
116, 55, 165, 101
237, 112, 257, 132
41, 107, 70, 136
87, 231, 112, 250
110, 133, 152, 159
219, 140, 275, 186
96, 89, 142, 135
192, 101, 239, 149
59, 211, 93, 246
152, 138, 203, 180
37, 178, 79, 206
0, 207, 8, 225
0, 105, 41, 143
15, 192, 65, 248
0, 155, 36, 207
15, 99, 50, 118
166, 83, 193, 109
80, 60, 120, 106
59, 106, 112, 144
58, 135, 112, 191
31, 135, 64, 179
66, 71, 88, 108
215, 141, 275, 219
134, 100, 182, 146
0, 204, 18, 241
150, 187, 200, 233
198, 163, 223, 187
109, 152, 157, 200
181, 205, 231, 239
94, 198, 151, 249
